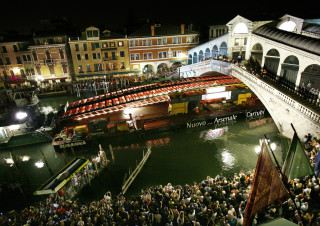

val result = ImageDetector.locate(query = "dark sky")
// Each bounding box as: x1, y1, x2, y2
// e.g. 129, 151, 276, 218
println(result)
1, 2, 318, 35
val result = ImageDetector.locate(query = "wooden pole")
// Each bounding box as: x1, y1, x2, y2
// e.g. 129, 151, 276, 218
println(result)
109, 144, 114, 161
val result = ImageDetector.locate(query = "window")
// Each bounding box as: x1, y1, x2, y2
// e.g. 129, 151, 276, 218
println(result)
32, 51, 38, 61
75, 44, 79, 51
62, 64, 68, 74
20, 69, 25, 77
91, 42, 100, 49
36, 66, 42, 75
129, 40, 134, 47
83, 43, 87, 51
87, 30, 99, 38
86, 64, 91, 72
120, 51, 125, 58
157, 38, 167, 45
45, 50, 51, 59
158, 52, 167, 59
110, 42, 115, 47
173, 37, 181, 44
130, 53, 135, 61
16, 56, 22, 64
49, 65, 55, 75
104, 52, 109, 59
118, 41, 123, 47
143, 53, 148, 60
77, 54, 81, 61
173, 51, 182, 57
102, 42, 108, 48
187, 36, 195, 43
0, 58, 3, 65
93, 53, 101, 60
135, 40, 139, 46
234, 38, 240, 46
244, 37, 247, 45
1, 46, 7, 53
13, 45, 18, 52
78, 65, 83, 73
85, 54, 89, 60
135, 53, 140, 60
120, 62, 125, 69
94, 64, 103, 72
5, 57, 10, 65
148, 53, 153, 59
142, 40, 147, 46
59, 49, 65, 59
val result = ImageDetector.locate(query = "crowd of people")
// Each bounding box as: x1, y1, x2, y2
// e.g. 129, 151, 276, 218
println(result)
0, 132, 320, 225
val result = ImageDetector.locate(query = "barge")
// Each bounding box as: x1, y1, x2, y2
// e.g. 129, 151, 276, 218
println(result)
52, 75, 265, 150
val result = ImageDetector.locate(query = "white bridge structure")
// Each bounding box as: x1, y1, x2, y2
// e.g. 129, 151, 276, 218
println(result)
179, 14, 320, 139
180, 59, 320, 139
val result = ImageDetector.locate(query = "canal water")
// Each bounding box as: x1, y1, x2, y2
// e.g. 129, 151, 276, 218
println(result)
0, 93, 287, 212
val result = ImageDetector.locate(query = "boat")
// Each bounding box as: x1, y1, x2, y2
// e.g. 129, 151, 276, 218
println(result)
5, 86, 40, 107
0, 123, 52, 149
52, 126, 87, 151
50, 75, 266, 150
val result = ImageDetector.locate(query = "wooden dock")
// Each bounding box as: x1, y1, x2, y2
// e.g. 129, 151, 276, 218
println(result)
121, 146, 151, 194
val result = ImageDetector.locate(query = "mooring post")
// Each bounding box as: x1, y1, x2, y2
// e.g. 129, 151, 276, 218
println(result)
109, 144, 115, 161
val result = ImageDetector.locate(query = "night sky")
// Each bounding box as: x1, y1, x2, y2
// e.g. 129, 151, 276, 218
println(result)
0, 2, 318, 37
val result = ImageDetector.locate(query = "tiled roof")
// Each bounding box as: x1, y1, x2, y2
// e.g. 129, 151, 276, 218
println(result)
253, 24, 320, 56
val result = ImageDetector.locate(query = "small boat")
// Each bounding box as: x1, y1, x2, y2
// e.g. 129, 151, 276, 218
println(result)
6, 87, 39, 107
52, 126, 87, 151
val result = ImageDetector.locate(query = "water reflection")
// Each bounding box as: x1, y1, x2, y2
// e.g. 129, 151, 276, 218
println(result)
221, 149, 235, 170
35, 161, 44, 168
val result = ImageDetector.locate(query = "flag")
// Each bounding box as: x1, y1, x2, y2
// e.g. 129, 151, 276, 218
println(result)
243, 140, 288, 226
281, 132, 314, 181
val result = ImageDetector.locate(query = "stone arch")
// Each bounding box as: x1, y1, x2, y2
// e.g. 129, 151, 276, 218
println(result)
188, 54, 193, 65
219, 42, 228, 57
199, 50, 204, 61
142, 64, 155, 75
300, 64, 320, 92
234, 22, 249, 34
212, 45, 219, 57
280, 55, 299, 85
170, 62, 182, 71
205, 48, 211, 59
263, 48, 280, 77
193, 52, 198, 64
250, 43, 263, 65
157, 63, 169, 73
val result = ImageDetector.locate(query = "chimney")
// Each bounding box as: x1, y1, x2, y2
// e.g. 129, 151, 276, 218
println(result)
181, 24, 185, 35
151, 25, 155, 36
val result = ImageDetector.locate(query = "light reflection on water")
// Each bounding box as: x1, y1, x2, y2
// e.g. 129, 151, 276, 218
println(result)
0, 95, 286, 212
221, 149, 235, 170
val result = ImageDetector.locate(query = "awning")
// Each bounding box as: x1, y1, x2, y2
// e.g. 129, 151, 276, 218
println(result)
76, 71, 140, 78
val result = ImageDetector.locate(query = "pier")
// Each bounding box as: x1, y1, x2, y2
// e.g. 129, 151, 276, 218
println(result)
122, 145, 152, 194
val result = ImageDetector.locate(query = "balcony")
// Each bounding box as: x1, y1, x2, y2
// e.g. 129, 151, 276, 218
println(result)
103, 57, 118, 61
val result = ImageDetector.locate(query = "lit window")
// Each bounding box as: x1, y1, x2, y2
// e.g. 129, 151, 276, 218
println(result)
234, 23, 248, 34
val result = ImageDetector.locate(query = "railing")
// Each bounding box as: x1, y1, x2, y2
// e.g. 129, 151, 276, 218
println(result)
231, 65, 320, 124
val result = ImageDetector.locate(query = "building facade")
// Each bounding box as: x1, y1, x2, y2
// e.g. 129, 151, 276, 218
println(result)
128, 23, 199, 77
28, 35, 72, 83
69, 26, 132, 80
0, 41, 30, 87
